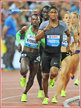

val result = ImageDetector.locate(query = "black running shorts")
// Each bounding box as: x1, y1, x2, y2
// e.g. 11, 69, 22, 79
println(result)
42, 51, 61, 73
19, 51, 40, 64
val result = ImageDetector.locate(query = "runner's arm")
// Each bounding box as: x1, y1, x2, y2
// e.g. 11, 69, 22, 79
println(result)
65, 30, 71, 52
16, 26, 29, 45
36, 30, 45, 42
72, 26, 80, 43
36, 24, 52, 42
65, 30, 71, 47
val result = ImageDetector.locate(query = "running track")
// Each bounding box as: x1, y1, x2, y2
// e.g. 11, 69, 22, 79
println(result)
1, 70, 80, 107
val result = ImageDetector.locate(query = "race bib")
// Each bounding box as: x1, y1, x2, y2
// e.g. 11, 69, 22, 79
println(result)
62, 35, 68, 47
25, 34, 38, 48
47, 35, 60, 47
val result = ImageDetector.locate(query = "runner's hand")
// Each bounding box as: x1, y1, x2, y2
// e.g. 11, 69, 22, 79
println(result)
18, 44, 22, 52
44, 24, 52, 32
66, 45, 70, 53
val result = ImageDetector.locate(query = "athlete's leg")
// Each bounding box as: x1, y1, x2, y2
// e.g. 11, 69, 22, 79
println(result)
21, 63, 39, 102
37, 65, 43, 98
20, 58, 29, 78
49, 53, 61, 88
42, 73, 49, 97
42, 73, 49, 105
37, 48, 43, 90
37, 54, 43, 98
49, 66, 59, 88
52, 73, 69, 103
52, 74, 69, 103
42, 51, 50, 104
61, 60, 70, 91
20, 57, 29, 88
50, 66, 59, 79
23, 63, 39, 94
74, 60, 80, 85
37, 63, 43, 90
61, 74, 70, 97
52, 60, 70, 103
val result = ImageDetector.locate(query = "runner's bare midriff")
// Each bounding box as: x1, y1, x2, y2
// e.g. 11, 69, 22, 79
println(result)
23, 46, 38, 53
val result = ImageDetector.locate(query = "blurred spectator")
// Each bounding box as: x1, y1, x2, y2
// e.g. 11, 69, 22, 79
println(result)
2, 9, 21, 70
18, 11, 29, 40
70, 2, 80, 14
29, 1, 36, 10
58, 8, 67, 20
9, 1, 19, 10
54, 1, 62, 11
41, 1, 50, 6
1, 2, 9, 25
65, 2, 71, 11
50, 1, 56, 7
19, 11, 28, 27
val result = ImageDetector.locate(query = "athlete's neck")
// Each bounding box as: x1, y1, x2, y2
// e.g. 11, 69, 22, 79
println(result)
71, 23, 76, 28
42, 18, 48, 22
11, 15, 16, 19
31, 26, 38, 34
49, 19, 59, 27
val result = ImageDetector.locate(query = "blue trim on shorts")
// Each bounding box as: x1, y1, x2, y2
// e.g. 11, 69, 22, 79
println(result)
75, 50, 80, 54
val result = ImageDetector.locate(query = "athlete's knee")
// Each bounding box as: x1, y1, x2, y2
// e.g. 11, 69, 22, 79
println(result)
42, 73, 49, 81
20, 58, 29, 75
50, 67, 59, 78
20, 65, 29, 75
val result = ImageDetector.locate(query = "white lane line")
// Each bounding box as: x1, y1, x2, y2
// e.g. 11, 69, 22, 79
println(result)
1, 89, 80, 101
1, 95, 21, 101
2, 88, 21, 90
63, 96, 80, 107
1, 92, 38, 101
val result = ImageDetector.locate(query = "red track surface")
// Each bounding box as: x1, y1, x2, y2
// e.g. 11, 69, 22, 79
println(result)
1, 70, 80, 107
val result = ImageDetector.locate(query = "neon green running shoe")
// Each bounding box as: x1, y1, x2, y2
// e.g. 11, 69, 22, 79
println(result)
42, 97, 49, 105
20, 77, 26, 88
21, 94, 27, 102
61, 90, 66, 97
49, 79, 55, 88
52, 96, 58, 103
37, 90, 43, 98
74, 79, 79, 86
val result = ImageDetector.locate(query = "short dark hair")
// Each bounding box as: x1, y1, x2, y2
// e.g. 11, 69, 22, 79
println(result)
48, 6, 58, 13
31, 13, 40, 19
41, 5, 50, 12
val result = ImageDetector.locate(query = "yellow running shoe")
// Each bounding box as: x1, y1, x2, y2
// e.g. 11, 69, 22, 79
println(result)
52, 96, 58, 103
74, 79, 79, 86
42, 97, 49, 105
61, 90, 66, 97
20, 77, 26, 88
49, 79, 55, 88
21, 94, 27, 102
37, 90, 43, 98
